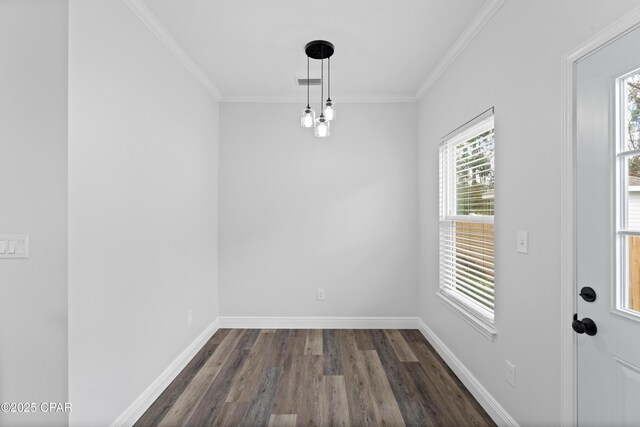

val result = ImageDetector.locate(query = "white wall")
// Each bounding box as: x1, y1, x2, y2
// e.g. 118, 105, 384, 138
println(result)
0, 1, 68, 426
68, 1, 220, 425
418, 1, 640, 425
220, 102, 418, 318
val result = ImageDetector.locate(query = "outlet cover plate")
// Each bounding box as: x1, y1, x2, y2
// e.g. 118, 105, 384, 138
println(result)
517, 230, 528, 254
505, 360, 516, 387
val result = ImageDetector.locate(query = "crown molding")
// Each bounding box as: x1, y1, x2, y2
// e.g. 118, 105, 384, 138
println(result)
220, 95, 418, 103
122, 0, 505, 104
122, 0, 222, 100
415, 0, 506, 100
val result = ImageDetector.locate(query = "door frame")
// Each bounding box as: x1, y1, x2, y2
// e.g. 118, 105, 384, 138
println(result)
561, 7, 640, 426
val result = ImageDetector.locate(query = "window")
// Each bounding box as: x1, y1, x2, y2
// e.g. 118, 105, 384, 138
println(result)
618, 70, 640, 318
439, 111, 495, 335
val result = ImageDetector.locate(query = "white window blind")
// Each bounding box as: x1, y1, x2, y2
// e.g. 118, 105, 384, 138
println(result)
439, 112, 495, 323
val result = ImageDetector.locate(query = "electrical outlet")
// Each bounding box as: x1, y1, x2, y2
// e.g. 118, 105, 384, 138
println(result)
517, 230, 528, 254
188, 309, 193, 325
317, 288, 325, 301
505, 360, 516, 387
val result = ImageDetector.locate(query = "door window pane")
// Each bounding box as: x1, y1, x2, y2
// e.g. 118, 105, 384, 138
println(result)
620, 72, 640, 315
624, 73, 640, 153
624, 156, 640, 230
625, 235, 640, 313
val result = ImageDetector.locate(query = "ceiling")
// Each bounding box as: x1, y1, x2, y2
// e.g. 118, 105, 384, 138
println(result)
142, 0, 489, 101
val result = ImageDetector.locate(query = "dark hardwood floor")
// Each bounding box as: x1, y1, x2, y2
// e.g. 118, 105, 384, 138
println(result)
135, 329, 495, 426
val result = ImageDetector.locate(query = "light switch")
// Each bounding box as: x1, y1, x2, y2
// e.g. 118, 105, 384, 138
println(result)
517, 230, 528, 254
0, 235, 29, 258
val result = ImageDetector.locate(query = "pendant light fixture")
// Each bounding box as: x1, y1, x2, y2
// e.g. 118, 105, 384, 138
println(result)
314, 47, 329, 138
300, 55, 315, 128
302, 40, 334, 137
324, 57, 335, 121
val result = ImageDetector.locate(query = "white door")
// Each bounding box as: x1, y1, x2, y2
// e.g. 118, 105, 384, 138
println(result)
577, 27, 640, 426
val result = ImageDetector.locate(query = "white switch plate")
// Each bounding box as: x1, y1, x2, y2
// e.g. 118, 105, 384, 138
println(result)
505, 360, 516, 387
317, 288, 325, 301
0, 235, 29, 259
517, 230, 528, 254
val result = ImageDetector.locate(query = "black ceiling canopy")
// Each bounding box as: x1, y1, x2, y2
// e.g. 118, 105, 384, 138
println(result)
305, 40, 334, 60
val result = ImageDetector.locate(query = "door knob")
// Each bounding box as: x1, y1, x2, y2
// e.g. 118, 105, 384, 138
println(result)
579, 286, 597, 302
572, 313, 597, 336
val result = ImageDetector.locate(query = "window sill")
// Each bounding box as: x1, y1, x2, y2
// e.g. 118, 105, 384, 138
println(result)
437, 290, 497, 342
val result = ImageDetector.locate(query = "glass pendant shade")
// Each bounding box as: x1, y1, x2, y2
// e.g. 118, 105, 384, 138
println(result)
300, 107, 315, 128
324, 100, 335, 121
314, 115, 330, 137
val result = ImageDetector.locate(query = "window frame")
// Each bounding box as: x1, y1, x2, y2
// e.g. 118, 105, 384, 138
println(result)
438, 109, 497, 340
615, 68, 640, 322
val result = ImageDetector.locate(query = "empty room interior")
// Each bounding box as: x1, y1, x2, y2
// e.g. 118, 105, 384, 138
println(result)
4, 0, 640, 426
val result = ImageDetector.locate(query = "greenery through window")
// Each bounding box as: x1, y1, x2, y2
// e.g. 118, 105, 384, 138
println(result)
626, 74, 640, 176
456, 129, 495, 217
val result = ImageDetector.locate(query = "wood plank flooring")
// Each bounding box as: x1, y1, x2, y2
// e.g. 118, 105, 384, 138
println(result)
135, 329, 495, 427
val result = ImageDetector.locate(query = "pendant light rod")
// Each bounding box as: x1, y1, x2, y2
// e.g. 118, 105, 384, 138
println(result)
306, 55, 310, 108
327, 57, 331, 100
320, 46, 324, 115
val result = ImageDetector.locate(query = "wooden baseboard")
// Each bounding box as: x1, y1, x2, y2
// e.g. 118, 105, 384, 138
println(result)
417, 318, 518, 427
218, 316, 419, 329
109, 319, 220, 427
